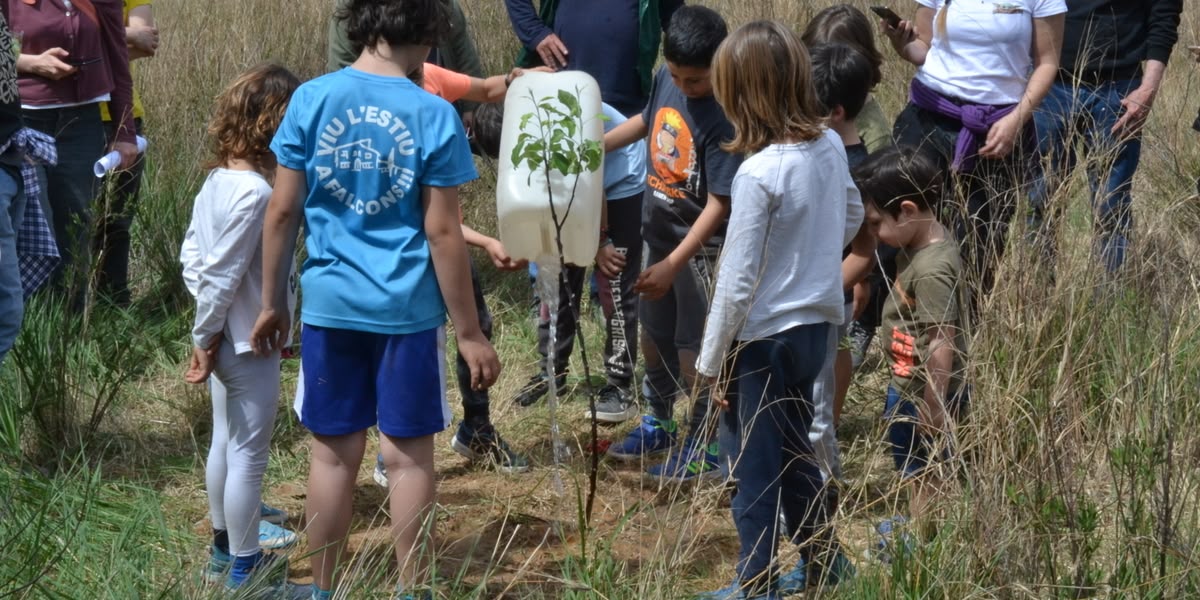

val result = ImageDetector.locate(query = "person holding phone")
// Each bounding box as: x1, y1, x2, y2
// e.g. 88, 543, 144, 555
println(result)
882, 0, 1066, 313
9, 0, 138, 308
1027, 0, 1182, 273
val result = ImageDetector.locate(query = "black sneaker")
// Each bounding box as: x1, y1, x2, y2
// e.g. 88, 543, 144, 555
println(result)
588, 384, 637, 424
511, 372, 567, 407
450, 422, 530, 473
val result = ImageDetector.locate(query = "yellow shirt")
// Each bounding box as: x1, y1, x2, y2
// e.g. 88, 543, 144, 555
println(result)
100, 0, 151, 122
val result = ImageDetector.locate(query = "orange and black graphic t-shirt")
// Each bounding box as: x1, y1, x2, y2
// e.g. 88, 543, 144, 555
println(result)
879, 239, 967, 399
640, 66, 742, 253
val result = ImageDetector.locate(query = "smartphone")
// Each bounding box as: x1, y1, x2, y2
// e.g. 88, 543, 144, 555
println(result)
871, 6, 903, 28
65, 57, 101, 67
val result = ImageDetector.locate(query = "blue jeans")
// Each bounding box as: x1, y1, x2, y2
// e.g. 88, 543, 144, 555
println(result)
1030, 79, 1143, 272
723, 323, 833, 593
884, 385, 969, 478
0, 166, 25, 366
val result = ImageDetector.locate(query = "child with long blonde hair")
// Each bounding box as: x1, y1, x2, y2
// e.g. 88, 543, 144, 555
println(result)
696, 21, 861, 599
181, 62, 301, 593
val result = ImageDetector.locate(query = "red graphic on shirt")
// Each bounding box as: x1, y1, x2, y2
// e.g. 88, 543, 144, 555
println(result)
648, 107, 697, 200
890, 327, 916, 377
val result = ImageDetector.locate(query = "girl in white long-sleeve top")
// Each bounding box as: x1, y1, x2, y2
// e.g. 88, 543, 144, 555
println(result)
695, 21, 862, 599
179, 64, 300, 593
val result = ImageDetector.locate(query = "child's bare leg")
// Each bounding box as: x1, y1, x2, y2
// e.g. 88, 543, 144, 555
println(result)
908, 473, 946, 537
306, 430, 368, 591
380, 433, 436, 589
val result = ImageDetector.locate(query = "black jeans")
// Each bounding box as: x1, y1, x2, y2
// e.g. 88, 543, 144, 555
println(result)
23, 104, 106, 308
535, 195, 642, 389
95, 118, 145, 306
456, 263, 493, 428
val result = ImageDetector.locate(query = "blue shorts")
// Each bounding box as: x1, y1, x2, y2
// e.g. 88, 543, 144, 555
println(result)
884, 385, 969, 477
296, 324, 450, 438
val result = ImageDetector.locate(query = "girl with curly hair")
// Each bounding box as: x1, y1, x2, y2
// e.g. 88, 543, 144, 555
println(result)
179, 62, 301, 593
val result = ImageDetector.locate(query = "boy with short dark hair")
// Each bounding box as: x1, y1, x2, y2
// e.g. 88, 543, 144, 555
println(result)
603, 5, 743, 481
806, 42, 876, 482
855, 146, 967, 559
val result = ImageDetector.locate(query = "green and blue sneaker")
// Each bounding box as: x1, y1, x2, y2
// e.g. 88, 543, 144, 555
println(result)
607, 415, 677, 461
646, 439, 721, 482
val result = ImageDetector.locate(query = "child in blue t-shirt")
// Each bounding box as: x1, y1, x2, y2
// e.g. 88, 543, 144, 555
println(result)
250, 0, 500, 597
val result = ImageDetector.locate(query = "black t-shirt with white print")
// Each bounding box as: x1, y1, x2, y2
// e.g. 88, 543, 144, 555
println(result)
639, 65, 743, 254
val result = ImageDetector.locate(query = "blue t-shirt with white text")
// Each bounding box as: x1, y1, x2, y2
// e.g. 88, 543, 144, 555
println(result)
271, 68, 478, 334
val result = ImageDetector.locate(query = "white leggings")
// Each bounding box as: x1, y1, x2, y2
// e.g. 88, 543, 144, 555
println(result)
206, 341, 281, 557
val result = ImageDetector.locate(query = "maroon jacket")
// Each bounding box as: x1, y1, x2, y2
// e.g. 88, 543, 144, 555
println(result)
9, 0, 134, 144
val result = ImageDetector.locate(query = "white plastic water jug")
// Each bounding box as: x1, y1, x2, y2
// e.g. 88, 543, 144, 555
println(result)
496, 71, 604, 266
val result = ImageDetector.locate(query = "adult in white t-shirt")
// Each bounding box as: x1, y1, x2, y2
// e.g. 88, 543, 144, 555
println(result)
882, 0, 1066, 307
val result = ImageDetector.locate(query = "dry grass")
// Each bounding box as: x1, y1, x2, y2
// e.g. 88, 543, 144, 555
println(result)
32, 0, 1200, 598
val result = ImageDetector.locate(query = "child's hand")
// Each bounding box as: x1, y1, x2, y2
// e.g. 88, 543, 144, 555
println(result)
127, 24, 159, 54
250, 307, 290, 357
457, 334, 501, 391
634, 259, 679, 301
184, 336, 222, 384
595, 243, 626, 279
704, 376, 730, 412
485, 238, 527, 271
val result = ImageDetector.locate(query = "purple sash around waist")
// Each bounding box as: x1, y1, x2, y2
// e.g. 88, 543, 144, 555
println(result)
909, 77, 1016, 173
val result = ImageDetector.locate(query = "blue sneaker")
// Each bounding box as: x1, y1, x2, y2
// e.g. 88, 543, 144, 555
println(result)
607, 415, 677, 461
225, 551, 291, 593
259, 520, 298, 550
261, 502, 288, 525
646, 439, 721, 482
777, 556, 806, 595
694, 581, 781, 600
871, 516, 915, 564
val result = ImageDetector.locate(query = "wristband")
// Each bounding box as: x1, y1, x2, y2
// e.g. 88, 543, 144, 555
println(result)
599, 238, 614, 249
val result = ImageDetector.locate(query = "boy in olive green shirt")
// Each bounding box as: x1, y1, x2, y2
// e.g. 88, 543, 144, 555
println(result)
856, 146, 968, 555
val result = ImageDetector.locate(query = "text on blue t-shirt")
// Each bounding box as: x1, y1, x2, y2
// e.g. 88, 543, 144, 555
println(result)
271, 68, 478, 335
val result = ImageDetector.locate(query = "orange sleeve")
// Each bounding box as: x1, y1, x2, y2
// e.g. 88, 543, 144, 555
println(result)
422, 63, 473, 103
